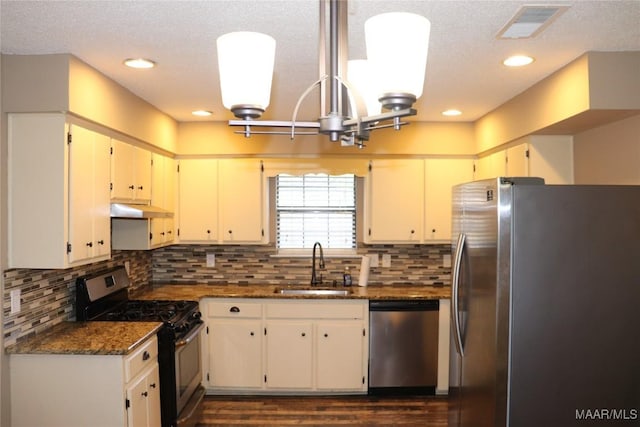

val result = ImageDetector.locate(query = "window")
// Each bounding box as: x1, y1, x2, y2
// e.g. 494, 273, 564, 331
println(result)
276, 173, 356, 249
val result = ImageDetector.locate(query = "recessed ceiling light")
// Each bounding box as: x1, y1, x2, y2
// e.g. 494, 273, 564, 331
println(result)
123, 58, 156, 69
503, 55, 534, 67
442, 109, 462, 117
192, 110, 213, 117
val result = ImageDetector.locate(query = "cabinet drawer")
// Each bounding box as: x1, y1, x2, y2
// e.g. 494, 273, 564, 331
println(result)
208, 300, 263, 318
266, 301, 366, 320
124, 335, 158, 382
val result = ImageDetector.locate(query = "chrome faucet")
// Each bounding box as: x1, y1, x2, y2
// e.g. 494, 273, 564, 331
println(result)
310, 242, 325, 286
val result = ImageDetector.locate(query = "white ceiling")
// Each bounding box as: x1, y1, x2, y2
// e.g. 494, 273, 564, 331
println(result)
1, 0, 639, 124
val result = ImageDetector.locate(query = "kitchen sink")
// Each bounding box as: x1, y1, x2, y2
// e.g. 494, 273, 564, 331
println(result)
274, 287, 351, 296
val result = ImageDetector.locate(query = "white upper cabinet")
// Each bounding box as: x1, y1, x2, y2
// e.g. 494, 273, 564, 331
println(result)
218, 159, 266, 244
365, 159, 424, 243
178, 158, 218, 242
424, 158, 474, 242
177, 158, 266, 244
8, 113, 111, 269
111, 139, 152, 202
475, 136, 574, 184
151, 154, 176, 247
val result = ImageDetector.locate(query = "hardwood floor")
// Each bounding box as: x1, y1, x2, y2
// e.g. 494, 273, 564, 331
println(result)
196, 394, 455, 426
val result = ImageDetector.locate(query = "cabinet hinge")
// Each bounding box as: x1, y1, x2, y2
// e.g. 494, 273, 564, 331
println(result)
261, 229, 264, 237
260, 161, 264, 172
66, 242, 72, 254
368, 228, 371, 236
125, 398, 130, 410
177, 228, 180, 237
67, 133, 72, 144
207, 373, 210, 382
264, 375, 267, 383
525, 149, 530, 158
362, 376, 365, 385
110, 146, 113, 155
206, 326, 209, 334
264, 327, 267, 336
149, 232, 153, 241
473, 163, 476, 173
363, 328, 366, 337
368, 162, 372, 172
110, 182, 113, 191
177, 164, 180, 173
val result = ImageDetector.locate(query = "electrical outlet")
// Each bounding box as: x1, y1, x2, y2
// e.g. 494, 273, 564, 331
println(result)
443, 254, 452, 268
10, 289, 21, 314
206, 253, 216, 268
382, 254, 391, 268
369, 253, 379, 268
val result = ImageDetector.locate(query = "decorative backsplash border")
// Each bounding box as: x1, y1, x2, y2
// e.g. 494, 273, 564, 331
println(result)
3, 243, 451, 348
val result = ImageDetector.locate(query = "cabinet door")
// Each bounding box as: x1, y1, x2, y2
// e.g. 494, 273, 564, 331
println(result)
68, 126, 111, 263
146, 364, 162, 427
218, 159, 265, 243
265, 321, 313, 389
111, 139, 136, 200
126, 363, 161, 427
475, 150, 506, 180
316, 321, 365, 390
208, 319, 263, 389
424, 158, 474, 241
135, 148, 152, 201
506, 143, 529, 177
366, 159, 424, 242
178, 159, 218, 241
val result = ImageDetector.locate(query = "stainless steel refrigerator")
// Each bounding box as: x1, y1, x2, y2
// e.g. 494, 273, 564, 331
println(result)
450, 177, 640, 427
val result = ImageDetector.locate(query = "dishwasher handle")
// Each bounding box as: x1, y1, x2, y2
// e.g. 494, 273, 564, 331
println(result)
369, 300, 439, 311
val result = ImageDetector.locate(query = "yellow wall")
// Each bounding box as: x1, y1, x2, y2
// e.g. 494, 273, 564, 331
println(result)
176, 120, 476, 157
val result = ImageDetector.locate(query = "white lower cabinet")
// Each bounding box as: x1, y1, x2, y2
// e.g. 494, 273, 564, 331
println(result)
10, 335, 160, 427
204, 298, 368, 393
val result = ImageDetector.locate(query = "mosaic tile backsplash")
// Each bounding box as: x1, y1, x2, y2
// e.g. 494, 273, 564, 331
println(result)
151, 244, 451, 286
3, 243, 451, 347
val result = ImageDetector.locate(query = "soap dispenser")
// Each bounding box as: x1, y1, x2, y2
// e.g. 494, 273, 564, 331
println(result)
343, 267, 352, 286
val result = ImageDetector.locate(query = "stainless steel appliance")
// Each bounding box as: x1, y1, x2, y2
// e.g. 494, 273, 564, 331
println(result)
369, 300, 439, 394
451, 178, 640, 427
76, 267, 205, 427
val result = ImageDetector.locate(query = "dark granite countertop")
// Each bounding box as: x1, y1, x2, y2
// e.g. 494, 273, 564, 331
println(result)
6, 321, 163, 356
135, 283, 451, 301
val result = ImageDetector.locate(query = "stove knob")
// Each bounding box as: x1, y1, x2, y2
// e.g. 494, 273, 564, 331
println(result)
191, 311, 202, 320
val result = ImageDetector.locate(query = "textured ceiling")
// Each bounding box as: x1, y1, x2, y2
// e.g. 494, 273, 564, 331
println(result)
1, 0, 639, 123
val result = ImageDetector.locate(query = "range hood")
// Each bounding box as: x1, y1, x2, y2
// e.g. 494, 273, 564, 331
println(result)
110, 203, 174, 219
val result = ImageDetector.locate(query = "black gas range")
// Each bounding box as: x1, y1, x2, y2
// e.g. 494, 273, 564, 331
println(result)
76, 266, 204, 427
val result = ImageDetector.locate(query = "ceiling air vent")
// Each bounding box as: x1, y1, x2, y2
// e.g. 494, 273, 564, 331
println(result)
497, 5, 569, 39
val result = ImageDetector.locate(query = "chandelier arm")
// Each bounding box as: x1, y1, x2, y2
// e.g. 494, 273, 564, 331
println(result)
291, 75, 328, 139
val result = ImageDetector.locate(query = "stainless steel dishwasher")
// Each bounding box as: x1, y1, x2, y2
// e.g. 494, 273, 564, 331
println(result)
369, 299, 439, 394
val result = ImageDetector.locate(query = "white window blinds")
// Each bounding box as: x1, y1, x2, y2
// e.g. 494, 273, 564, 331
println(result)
276, 173, 356, 249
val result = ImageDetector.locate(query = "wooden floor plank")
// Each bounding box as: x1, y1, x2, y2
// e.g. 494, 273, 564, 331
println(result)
196, 395, 453, 426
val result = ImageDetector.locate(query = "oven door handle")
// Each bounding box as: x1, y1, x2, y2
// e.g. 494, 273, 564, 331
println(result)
175, 322, 205, 348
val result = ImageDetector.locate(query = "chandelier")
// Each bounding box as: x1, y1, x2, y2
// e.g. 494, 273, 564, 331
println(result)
216, 0, 430, 147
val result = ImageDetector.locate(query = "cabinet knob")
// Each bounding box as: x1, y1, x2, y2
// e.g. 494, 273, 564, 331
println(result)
142, 351, 150, 361
97, 240, 105, 245
86, 242, 93, 248
141, 391, 148, 397
324, 333, 328, 338
410, 229, 415, 234
207, 229, 211, 234
250, 332, 254, 336
228, 230, 232, 234
128, 185, 135, 190
432, 229, 436, 233
229, 306, 240, 313
150, 383, 157, 389
138, 186, 143, 190
301, 332, 306, 337
160, 232, 165, 236
167, 230, 172, 235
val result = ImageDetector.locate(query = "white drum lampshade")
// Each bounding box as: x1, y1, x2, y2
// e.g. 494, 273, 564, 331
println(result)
365, 12, 430, 110
347, 59, 382, 117
216, 31, 276, 118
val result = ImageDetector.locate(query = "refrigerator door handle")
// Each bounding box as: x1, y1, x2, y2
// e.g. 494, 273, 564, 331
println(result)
451, 232, 466, 357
